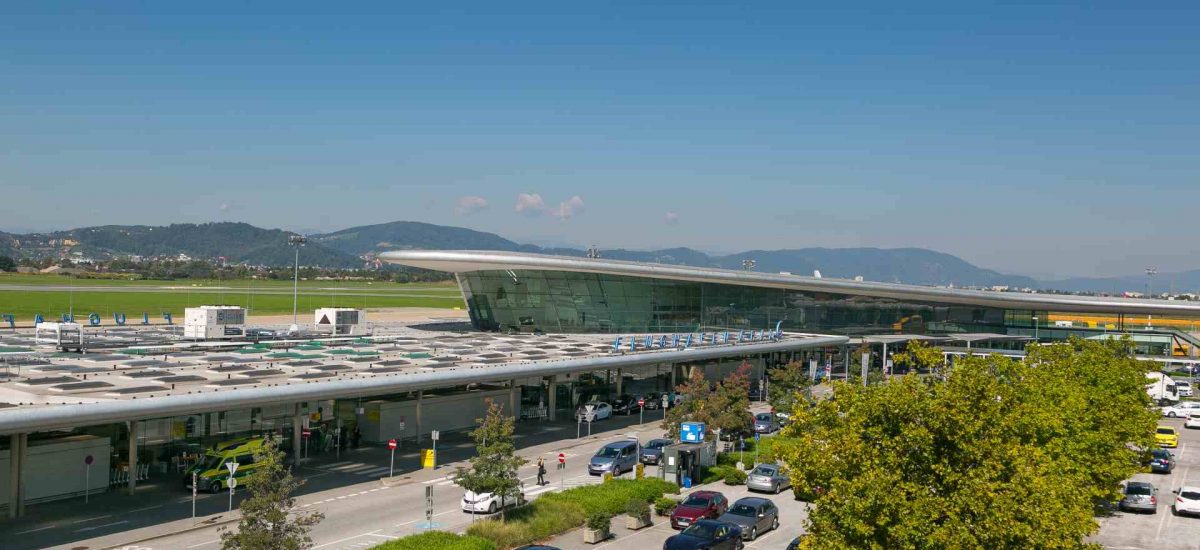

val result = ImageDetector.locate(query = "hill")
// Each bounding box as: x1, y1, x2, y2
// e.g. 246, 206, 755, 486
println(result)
710, 248, 1039, 288
311, 221, 521, 256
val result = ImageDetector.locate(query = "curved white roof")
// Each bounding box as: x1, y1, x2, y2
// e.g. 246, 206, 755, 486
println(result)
381, 249, 1200, 317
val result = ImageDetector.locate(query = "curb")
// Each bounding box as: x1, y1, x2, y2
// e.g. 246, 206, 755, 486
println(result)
101, 512, 242, 550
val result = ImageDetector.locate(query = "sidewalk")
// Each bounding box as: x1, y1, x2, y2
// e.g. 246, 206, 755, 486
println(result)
4, 412, 670, 550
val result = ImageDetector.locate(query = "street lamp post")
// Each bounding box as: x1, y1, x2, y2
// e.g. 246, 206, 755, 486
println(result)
288, 235, 307, 327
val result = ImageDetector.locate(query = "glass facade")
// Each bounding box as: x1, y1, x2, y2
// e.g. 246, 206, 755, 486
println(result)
458, 270, 1200, 354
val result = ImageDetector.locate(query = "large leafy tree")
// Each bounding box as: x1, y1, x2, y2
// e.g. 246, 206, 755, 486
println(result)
709, 362, 753, 436
777, 338, 1156, 549
454, 401, 526, 518
663, 368, 715, 439
220, 438, 323, 550
766, 360, 813, 416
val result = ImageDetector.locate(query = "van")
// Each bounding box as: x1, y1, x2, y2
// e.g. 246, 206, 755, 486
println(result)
588, 440, 638, 476
1178, 381, 1193, 398
183, 437, 269, 493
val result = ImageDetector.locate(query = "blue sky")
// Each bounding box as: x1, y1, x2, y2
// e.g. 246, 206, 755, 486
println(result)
1, 2, 1197, 278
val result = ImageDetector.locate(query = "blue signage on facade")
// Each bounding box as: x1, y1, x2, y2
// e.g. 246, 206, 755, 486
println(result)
680, 421, 706, 443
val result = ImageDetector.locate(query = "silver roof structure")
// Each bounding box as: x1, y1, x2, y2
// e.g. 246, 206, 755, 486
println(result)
381, 250, 1200, 317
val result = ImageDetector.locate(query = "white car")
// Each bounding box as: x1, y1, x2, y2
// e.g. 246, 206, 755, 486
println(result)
1174, 486, 1200, 517
1179, 382, 1194, 398
1185, 416, 1200, 430
461, 490, 524, 514
575, 402, 612, 421
1162, 402, 1200, 418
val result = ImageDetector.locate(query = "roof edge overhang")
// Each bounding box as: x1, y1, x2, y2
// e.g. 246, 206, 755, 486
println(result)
381, 250, 1200, 318
0, 336, 846, 435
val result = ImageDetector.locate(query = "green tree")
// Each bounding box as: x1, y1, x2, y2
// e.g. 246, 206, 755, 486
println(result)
776, 338, 1156, 549
708, 362, 753, 436
766, 360, 813, 417
891, 340, 946, 375
662, 368, 715, 439
0, 255, 15, 272
220, 438, 323, 550
454, 401, 526, 518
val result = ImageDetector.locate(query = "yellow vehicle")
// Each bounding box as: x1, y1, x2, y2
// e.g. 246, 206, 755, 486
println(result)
1156, 426, 1180, 448
183, 437, 269, 493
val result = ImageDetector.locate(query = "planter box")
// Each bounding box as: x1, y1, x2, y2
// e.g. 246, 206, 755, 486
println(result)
626, 513, 652, 530
584, 527, 611, 544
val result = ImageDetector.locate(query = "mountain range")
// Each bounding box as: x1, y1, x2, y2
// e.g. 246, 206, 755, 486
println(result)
0, 221, 1186, 293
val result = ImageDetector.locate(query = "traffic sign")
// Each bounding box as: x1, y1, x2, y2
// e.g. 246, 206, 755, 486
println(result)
388, 438, 398, 450
84, 454, 94, 465
557, 452, 566, 464
227, 477, 238, 489
754, 432, 761, 442
225, 461, 239, 476
661, 394, 670, 408
637, 397, 644, 407
301, 428, 311, 439
431, 430, 440, 441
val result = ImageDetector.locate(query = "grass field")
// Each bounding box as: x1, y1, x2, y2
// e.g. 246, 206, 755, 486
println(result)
0, 273, 458, 290
0, 279, 464, 322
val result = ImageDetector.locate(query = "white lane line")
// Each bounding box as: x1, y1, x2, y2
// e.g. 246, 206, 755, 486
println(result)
312, 530, 383, 549
186, 540, 220, 548
396, 510, 457, 527
422, 476, 451, 484
747, 527, 784, 547
126, 504, 164, 514
75, 520, 129, 532
13, 525, 57, 535
366, 533, 397, 538
72, 514, 113, 524
323, 461, 354, 469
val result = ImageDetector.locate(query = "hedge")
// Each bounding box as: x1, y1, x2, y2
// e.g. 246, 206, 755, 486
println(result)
465, 478, 679, 549
371, 531, 496, 550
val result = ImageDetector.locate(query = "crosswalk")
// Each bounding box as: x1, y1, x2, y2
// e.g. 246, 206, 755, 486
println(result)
317, 461, 394, 479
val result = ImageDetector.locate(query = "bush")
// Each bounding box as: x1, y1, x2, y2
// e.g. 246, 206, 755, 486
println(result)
371, 531, 495, 550
723, 469, 748, 485
625, 498, 650, 517
701, 465, 733, 485
465, 478, 676, 548
654, 496, 679, 516
586, 511, 612, 531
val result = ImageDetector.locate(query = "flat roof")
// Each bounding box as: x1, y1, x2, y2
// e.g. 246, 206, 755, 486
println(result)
381, 250, 1200, 318
0, 322, 845, 434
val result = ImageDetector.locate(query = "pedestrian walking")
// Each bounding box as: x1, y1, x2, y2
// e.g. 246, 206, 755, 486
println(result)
537, 457, 547, 485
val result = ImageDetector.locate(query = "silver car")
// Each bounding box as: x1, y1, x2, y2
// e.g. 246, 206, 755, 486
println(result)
1119, 481, 1158, 514
746, 464, 791, 494
716, 497, 779, 541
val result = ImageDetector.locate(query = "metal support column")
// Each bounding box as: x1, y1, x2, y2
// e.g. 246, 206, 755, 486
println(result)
127, 421, 139, 495
8, 433, 24, 518
548, 379, 558, 421
509, 379, 519, 418
615, 369, 623, 397
670, 364, 677, 389
292, 406, 303, 464
416, 390, 424, 444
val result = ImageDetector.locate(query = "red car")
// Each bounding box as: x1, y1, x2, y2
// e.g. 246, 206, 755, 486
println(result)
670, 490, 729, 529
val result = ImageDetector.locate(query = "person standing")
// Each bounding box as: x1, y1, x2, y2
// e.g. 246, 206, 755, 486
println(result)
351, 426, 362, 449
537, 457, 547, 485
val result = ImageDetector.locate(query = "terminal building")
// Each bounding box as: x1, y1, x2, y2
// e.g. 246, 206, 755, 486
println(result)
382, 250, 1200, 356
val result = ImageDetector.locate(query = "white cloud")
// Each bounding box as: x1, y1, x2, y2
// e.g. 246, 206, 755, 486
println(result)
551, 196, 585, 220
515, 193, 545, 216
664, 211, 680, 225
455, 195, 489, 216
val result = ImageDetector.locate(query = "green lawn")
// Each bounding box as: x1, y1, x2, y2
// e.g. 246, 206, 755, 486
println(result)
0, 273, 460, 291
0, 289, 462, 321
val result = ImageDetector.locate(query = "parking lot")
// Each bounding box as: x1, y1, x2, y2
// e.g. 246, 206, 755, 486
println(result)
542, 478, 809, 550
1094, 415, 1200, 549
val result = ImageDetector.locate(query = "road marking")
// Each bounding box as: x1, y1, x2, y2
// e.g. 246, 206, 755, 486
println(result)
747, 526, 784, 547
397, 510, 456, 526
13, 524, 57, 534
186, 540, 220, 548
127, 504, 164, 514
75, 520, 129, 532
422, 476, 452, 484
72, 514, 113, 524
365, 533, 396, 538
312, 529, 384, 549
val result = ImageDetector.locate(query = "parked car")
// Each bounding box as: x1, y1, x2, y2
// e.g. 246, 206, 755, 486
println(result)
1119, 481, 1158, 514
641, 438, 673, 465
588, 440, 638, 476
461, 490, 524, 514
663, 519, 743, 550
1157, 426, 1180, 448
717, 497, 779, 541
1162, 402, 1200, 418
644, 392, 662, 410
1186, 415, 1200, 430
746, 463, 791, 494
753, 412, 780, 434
1179, 381, 1194, 398
1174, 486, 1200, 516
612, 395, 642, 415
575, 402, 612, 422
786, 536, 803, 550
1148, 449, 1176, 474
670, 490, 729, 529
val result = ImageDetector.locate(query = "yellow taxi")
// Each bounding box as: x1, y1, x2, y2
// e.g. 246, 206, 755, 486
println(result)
1156, 426, 1180, 448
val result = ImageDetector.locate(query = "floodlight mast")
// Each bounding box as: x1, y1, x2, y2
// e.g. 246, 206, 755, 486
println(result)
289, 235, 308, 327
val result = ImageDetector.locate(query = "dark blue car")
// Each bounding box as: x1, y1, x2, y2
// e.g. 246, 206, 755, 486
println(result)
663, 519, 743, 550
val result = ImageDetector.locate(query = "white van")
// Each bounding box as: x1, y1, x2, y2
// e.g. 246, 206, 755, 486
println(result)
1148, 372, 1180, 403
